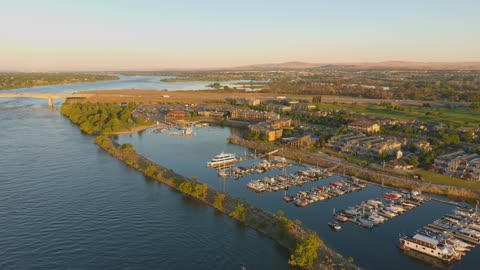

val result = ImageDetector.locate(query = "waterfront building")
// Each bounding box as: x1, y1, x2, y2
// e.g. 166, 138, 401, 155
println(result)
248, 118, 292, 142
432, 151, 480, 181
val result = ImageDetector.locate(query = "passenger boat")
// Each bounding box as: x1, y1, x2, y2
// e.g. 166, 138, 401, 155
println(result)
399, 234, 460, 262
207, 152, 238, 168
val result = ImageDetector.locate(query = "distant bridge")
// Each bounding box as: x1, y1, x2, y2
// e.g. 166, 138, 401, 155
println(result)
0, 93, 93, 107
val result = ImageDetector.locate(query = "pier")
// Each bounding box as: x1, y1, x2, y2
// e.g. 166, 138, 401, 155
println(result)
335, 191, 430, 228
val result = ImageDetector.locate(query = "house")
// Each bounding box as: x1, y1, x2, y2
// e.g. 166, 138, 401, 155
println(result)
326, 133, 401, 159
432, 150, 480, 181
347, 120, 380, 133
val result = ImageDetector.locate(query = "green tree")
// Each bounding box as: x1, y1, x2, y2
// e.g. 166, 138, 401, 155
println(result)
230, 203, 247, 222
145, 165, 157, 177
288, 232, 320, 269
213, 193, 225, 210
410, 155, 419, 168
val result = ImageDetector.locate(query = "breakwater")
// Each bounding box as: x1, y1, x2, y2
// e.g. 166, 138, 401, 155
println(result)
94, 135, 358, 270
228, 137, 480, 201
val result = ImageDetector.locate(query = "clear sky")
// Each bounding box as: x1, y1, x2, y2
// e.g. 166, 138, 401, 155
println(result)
1, 0, 479, 71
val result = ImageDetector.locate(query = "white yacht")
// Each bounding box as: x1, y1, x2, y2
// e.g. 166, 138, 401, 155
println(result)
207, 152, 238, 168
399, 234, 460, 262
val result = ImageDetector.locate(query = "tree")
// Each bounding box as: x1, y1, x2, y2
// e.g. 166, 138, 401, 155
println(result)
213, 193, 225, 210
464, 130, 474, 143
410, 155, 419, 168
288, 232, 320, 269
145, 165, 157, 177
230, 203, 247, 222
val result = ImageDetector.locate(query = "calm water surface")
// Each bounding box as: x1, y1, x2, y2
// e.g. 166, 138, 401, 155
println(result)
117, 127, 480, 270
0, 78, 290, 270
2, 76, 479, 269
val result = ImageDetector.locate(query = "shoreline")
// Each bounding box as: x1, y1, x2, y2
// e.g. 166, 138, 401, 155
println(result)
228, 137, 480, 201
93, 135, 359, 270
107, 124, 158, 135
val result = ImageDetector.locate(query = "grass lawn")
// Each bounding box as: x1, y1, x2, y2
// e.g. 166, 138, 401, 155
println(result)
316, 103, 480, 127
416, 169, 480, 190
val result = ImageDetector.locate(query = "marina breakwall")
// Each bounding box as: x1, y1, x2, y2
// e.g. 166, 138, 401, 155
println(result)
93, 135, 359, 270
228, 137, 480, 201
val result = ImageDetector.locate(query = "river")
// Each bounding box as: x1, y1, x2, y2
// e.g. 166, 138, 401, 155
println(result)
117, 127, 480, 270
0, 77, 290, 270
1, 76, 479, 269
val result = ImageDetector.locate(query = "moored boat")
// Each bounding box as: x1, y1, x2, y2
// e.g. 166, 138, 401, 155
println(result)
328, 222, 342, 231
207, 152, 238, 168
399, 234, 460, 262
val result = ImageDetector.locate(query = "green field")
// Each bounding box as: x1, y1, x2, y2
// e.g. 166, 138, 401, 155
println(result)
316, 103, 480, 127
416, 170, 480, 190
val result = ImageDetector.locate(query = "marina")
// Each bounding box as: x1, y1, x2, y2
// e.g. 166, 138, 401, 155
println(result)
334, 191, 430, 228
115, 125, 480, 270
399, 206, 480, 263
288, 177, 369, 207
246, 167, 333, 193
230, 157, 293, 178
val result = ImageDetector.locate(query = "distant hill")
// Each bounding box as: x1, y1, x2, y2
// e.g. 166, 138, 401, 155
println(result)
228, 61, 480, 70
231, 61, 322, 70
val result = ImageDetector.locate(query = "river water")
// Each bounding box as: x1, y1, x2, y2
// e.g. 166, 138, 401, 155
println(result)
1, 76, 479, 269
0, 77, 289, 270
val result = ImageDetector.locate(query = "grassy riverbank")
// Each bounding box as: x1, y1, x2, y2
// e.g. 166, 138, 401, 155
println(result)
228, 137, 480, 201
61, 102, 153, 135
93, 135, 358, 270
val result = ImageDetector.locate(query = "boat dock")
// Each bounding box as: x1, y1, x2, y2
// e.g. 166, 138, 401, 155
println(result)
247, 167, 334, 193
231, 157, 293, 178
335, 191, 430, 228
288, 178, 369, 207
400, 206, 480, 262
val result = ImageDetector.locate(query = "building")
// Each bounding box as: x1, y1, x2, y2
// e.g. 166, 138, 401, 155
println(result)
230, 109, 279, 122
227, 98, 261, 106
248, 118, 292, 142
264, 104, 292, 113
282, 135, 317, 148
432, 151, 480, 181
167, 110, 188, 118
198, 111, 225, 119
409, 139, 432, 152
347, 120, 380, 133
292, 103, 317, 111
326, 133, 401, 159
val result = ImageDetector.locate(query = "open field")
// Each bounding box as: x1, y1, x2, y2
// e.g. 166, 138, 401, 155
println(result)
316, 103, 480, 127
416, 170, 480, 190
72, 90, 478, 127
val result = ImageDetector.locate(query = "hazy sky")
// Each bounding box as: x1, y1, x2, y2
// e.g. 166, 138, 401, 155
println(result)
1, 0, 479, 70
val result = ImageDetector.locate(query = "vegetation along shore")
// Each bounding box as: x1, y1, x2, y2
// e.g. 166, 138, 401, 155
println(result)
93, 135, 359, 270
0, 73, 118, 90
228, 137, 480, 201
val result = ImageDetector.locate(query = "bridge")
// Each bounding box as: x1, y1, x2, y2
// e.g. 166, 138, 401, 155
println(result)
0, 93, 93, 107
